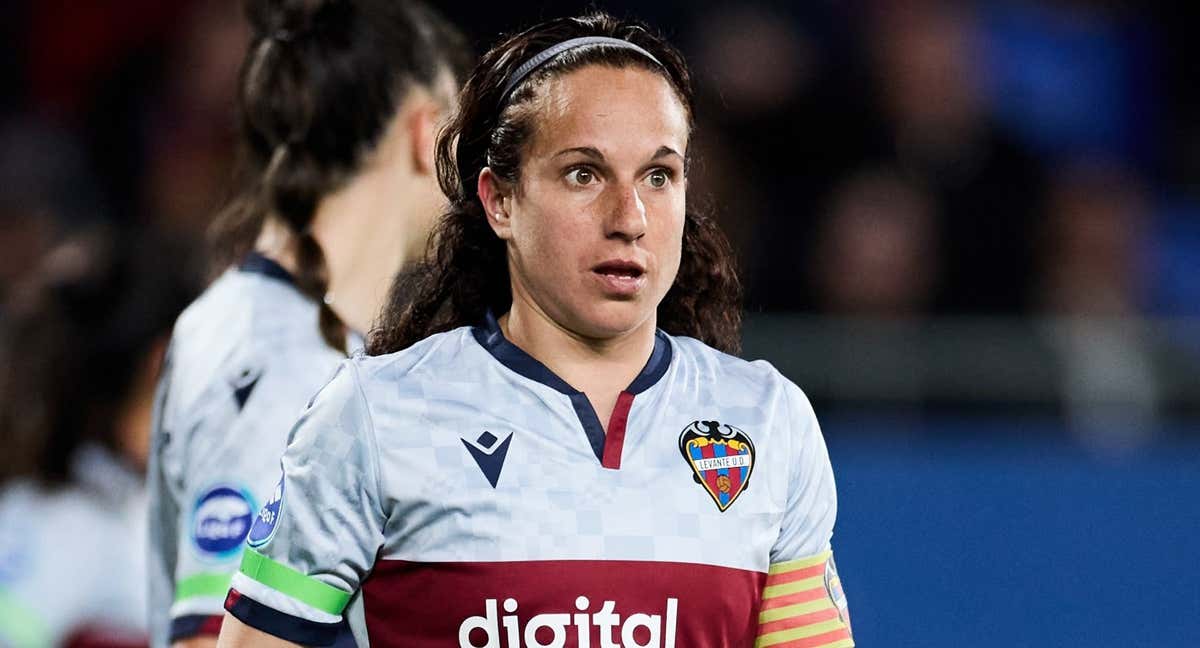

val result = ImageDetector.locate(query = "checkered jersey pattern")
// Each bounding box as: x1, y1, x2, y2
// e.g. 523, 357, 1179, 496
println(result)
229, 321, 852, 647
145, 256, 350, 646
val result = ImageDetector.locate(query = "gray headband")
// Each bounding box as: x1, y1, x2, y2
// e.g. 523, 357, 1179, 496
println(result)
498, 36, 664, 105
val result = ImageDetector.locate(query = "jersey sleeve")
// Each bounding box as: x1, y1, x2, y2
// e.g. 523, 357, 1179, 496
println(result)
148, 350, 269, 643
226, 361, 385, 646
757, 382, 853, 648
146, 342, 186, 647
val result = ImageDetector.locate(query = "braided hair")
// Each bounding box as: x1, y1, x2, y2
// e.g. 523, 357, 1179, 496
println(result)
210, 0, 469, 351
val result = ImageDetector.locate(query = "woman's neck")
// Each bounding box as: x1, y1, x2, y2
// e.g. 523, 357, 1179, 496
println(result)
310, 171, 413, 335
500, 294, 657, 425
255, 169, 417, 336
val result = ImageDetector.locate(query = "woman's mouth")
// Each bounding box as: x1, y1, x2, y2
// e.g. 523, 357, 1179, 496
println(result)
591, 260, 646, 297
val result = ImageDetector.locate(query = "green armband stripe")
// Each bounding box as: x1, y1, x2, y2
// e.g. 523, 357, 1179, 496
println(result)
0, 588, 51, 648
175, 572, 234, 601
239, 547, 351, 615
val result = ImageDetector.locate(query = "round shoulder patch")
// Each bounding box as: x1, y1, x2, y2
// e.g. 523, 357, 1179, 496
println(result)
191, 485, 255, 560
247, 476, 284, 548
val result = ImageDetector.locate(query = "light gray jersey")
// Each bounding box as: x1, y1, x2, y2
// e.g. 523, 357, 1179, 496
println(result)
227, 315, 853, 648
146, 254, 352, 646
0, 446, 147, 647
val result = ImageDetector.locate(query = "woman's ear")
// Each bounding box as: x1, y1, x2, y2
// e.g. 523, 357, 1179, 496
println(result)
407, 104, 438, 176
478, 167, 513, 240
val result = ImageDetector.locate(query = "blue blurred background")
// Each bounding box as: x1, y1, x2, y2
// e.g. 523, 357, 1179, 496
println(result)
827, 421, 1200, 647
1, 0, 1198, 646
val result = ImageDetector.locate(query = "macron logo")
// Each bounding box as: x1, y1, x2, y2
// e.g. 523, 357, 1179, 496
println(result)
462, 431, 513, 488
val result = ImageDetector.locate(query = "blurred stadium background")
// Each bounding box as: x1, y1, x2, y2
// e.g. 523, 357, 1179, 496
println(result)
2, 0, 1198, 646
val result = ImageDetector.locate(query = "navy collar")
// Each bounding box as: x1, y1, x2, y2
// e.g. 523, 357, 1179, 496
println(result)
238, 251, 365, 349
238, 251, 295, 285
471, 311, 672, 397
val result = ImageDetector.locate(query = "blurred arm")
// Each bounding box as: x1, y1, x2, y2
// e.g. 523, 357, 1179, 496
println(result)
215, 613, 301, 648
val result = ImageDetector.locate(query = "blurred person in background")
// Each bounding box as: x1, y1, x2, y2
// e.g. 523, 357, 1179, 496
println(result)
144, 1, 470, 646
0, 116, 108, 313
0, 227, 198, 648
804, 168, 940, 407
684, 3, 881, 311
811, 168, 940, 317
20, 0, 232, 237
864, 0, 1047, 315
1036, 161, 1163, 450
141, 0, 249, 240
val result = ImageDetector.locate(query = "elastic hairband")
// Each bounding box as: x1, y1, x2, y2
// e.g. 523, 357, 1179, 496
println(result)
499, 36, 663, 105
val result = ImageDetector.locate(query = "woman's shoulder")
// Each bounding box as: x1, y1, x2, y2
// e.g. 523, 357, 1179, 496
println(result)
350, 325, 479, 384
175, 268, 321, 352
666, 333, 793, 387
162, 270, 339, 425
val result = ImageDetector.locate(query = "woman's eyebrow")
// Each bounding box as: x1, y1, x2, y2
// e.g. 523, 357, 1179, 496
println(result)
551, 145, 684, 163
553, 146, 604, 160
651, 146, 683, 162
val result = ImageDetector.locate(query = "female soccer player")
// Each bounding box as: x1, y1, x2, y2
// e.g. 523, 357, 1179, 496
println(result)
218, 12, 853, 648
146, 1, 468, 646
0, 229, 197, 647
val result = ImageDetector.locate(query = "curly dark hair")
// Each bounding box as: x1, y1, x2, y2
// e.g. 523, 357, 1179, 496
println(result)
208, 0, 469, 351
367, 12, 742, 356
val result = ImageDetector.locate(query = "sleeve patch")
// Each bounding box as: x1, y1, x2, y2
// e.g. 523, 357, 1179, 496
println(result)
191, 485, 256, 560
247, 476, 284, 548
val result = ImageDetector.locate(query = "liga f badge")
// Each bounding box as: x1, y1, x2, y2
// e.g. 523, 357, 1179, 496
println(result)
678, 420, 755, 511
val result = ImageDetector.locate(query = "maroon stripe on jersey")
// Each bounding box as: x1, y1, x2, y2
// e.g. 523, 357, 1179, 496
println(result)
63, 625, 147, 648
601, 391, 635, 469
360, 558, 767, 647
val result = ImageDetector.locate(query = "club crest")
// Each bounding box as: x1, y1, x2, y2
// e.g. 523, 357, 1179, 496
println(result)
678, 420, 755, 511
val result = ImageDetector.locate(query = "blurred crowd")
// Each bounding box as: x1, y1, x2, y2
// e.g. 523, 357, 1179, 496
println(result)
2, 0, 1200, 408
3, 1, 1199, 319
5, 0, 1198, 423
0, 0, 1195, 432
684, 1, 1198, 320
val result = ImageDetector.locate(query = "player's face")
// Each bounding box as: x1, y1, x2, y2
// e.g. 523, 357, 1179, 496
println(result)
496, 65, 689, 340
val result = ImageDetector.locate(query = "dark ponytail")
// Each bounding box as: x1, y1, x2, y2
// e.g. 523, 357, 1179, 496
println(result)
209, 0, 469, 351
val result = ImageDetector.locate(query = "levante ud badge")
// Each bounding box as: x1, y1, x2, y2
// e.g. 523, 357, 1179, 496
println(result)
678, 420, 755, 511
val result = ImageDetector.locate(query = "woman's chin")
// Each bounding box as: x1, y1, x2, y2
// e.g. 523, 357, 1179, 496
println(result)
566, 301, 657, 341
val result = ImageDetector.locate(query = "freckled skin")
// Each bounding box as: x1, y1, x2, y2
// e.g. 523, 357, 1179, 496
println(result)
499, 65, 690, 341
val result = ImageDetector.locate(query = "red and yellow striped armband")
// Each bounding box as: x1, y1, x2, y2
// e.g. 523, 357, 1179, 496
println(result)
756, 550, 853, 648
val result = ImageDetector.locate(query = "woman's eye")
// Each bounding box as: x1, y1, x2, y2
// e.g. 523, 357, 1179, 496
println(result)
647, 169, 670, 188
567, 168, 595, 185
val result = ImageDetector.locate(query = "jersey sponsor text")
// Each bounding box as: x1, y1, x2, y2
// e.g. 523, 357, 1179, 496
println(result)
459, 596, 678, 648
